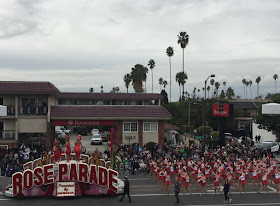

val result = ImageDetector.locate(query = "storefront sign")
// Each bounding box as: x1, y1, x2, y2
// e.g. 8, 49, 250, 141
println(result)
57, 182, 75, 197
52, 120, 116, 126
212, 103, 229, 117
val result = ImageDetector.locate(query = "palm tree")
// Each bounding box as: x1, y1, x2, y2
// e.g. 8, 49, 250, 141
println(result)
123, 74, 131, 93
148, 59, 155, 93
89, 87, 94, 93
177, 31, 189, 99
130, 64, 149, 93
101, 85, 104, 93
223, 81, 226, 90
158, 78, 163, 91
242, 79, 246, 99
163, 80, 167, 90
273, 74, 278, 93
256, 76, 261, 98
197, 89, 200, 99
207, 86, 210, 99
249, 80, 252, 99
192, 87, 196, 99
226, 87, 235, 100
210, 79, 215, 97
176, 71, 188, 100
215, 82, 220, 97
166, 46, 174, 102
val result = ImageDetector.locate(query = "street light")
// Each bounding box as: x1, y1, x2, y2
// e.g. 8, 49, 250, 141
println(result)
204, 74, 215, 99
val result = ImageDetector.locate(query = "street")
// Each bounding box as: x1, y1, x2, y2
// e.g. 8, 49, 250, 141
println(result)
1, 172, 280, 206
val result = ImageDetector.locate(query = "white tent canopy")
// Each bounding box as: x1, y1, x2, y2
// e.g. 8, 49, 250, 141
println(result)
0, 105, 7, 116
262, 103, 280, 115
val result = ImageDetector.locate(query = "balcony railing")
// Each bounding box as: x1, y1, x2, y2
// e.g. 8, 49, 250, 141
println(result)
7, 106, 15, 115
19, 106, 48, 115
0, 130, 15, 140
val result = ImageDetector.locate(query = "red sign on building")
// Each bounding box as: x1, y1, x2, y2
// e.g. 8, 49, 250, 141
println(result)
212, 103, 229, 117
52, 120, 116, 126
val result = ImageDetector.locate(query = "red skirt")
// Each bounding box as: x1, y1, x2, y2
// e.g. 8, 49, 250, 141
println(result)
214, 182, 220, 186
262, 180, 269, 185
251, 175, 258, 180
257, 174, 262, 179
240, 180, 247, 185
274, 178, 280, 184
200, 182, 206, 187
165, 181, 171, 186
205, 174, 211, 178
180, 177, 185, 182
170, 171, 175, 175
245, 174, 250, 179
229, 181, 233, 186
184, 182, 189, 187
190, 173, 196, 178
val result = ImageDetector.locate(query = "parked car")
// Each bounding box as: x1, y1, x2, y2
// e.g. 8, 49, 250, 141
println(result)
91, 134, 102, 145
225, 133, 234, 141
55, 126, 70, 134
99, 132, 108, 142
91, 129, 99, 135
257, 141, 279, 153
238, 136, 253, 145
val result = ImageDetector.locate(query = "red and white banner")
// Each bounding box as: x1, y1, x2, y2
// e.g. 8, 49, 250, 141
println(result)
57, 182, 75, 197
52, 120, 116, 126
212, 103, 229, 117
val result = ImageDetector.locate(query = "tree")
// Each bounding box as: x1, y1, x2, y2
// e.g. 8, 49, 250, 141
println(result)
192, 87, 196, 99
226, 87, 235, 100
163, 80, 168, 90
223, 81, 226, 91
220, 90, 225, 99
215, 82, 220, 97
101, 85, 104, 93
242, 79, 246, 99
89, 87, 94, 93
130, 64, 148, 93
123, 74, 131, 93
207, 86, 210, 99
166, 46, 174, 102
158, 77, 163, 91
110, 87, 120, 93
245, 81, 249, 99
176, 71, 188, 100
210, 79, 215, 97
249, 80, 252, 99
197, 89, 200, 99
177, 31, 189, 99
148, 59, 155, 93
273, 74, 278, 94
256, 76, 261, 98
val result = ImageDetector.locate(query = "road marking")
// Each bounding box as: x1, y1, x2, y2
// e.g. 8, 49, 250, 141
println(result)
268, 185, 277, 192
131, 185, 162, 188
127, 178, 153, 181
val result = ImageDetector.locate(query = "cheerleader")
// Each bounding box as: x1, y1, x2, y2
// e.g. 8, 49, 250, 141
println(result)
239, 172, 247, 194
273, 169, 280, 194
199, 174, 207, 196
170, 164, 175, 178
205, 166, 212, 184
259, 170, 269, 194
196, 170, 202, 190
251, 168, 258, 190
182, 172, 192, 195
164, 174, 171, 195
213, 172, 221, 195
158, 169, 165, 189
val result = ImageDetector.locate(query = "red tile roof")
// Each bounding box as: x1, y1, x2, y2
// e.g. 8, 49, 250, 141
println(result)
0, 81, 60, 94
164, 122, 180, 131
51, 106, 172, 119
59, 92, 163, 100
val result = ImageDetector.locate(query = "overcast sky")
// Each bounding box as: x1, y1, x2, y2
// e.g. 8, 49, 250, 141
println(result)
0, 0, 280, 101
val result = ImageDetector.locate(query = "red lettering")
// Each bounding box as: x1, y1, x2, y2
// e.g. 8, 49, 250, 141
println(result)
98, 166, 108, 187
59, 163, 68, 181
23, 170, 33, 189
44, 164, 54, 184
69, 164, 78, 181
108, 169, 118, 193
12, 172, 22, 196
34, 167, 43, 186
79, 163, 88, 182
23, 161, 33, 171
89, 165, 98, 184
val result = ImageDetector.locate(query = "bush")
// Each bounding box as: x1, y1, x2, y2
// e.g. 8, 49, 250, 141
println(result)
211, 131, 219, 139
181, 125, 194, 134
145, 142, 156, 151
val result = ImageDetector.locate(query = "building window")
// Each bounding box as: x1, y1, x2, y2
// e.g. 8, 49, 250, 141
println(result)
136, 101, 142, 105
79, 99, 90, 105
123, 122, 138, 132
70, 100, 78, 105
0, 97, 3, 105
103, 100, 110, 105
92, 100, 97, 105
143, 122, 158, 132
58, 100, 66, 105
124, 100, 131, 105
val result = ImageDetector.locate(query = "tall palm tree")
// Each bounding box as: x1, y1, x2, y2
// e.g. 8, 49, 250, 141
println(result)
207, 86, 210, 99
163, 80, 167, 90
242, 79, 246, 99
148, 59, 155, 93
223, 81, 226, 91
177, 31, 189, 99
255, 76, 261, 98
89, 87, 94, 93
130, 64, 148, 93
197, 89, 200, 99
273, 74, 278, 94
249, 80, 252, 99
101, 85, 104, 93
158, 78, 163, 91
176, 71, 188, 100
245, 81, 249, 99
166, 46, 174, 102
215, 82, 220, 97
193, 87, 196, 99
210, 79, 215, 97
123, 74, 131, 93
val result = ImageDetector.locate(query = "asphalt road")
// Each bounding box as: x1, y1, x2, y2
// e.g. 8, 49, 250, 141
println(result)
1, 172, 280, 206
